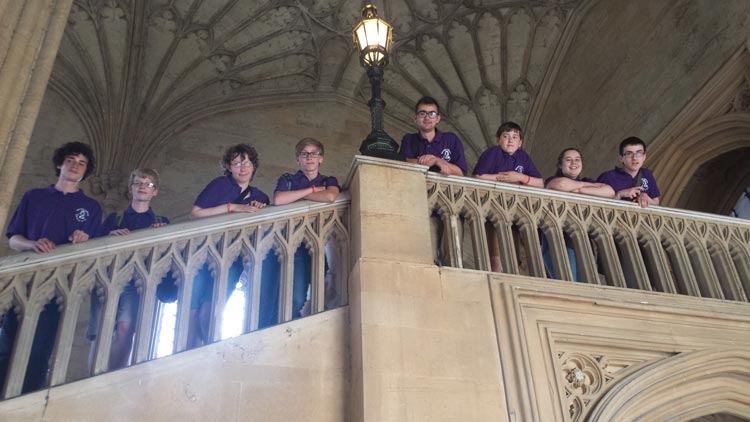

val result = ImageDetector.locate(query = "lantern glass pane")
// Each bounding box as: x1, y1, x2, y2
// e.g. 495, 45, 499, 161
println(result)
363, 19, 379, 47
355, 25, 367, 51
378, 24, 389, 48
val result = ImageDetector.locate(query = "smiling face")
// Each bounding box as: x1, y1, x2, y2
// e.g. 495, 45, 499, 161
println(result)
130, 176, 159, 203
496, 130, 522, 155
560, 149, 583, 179
58, 154, 89, 183
413, 103, 441, 133
619, 144, 646, 174
226, 153, 255, 185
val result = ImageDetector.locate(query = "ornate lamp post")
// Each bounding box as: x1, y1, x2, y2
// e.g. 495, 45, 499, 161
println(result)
352, 5, 403, 161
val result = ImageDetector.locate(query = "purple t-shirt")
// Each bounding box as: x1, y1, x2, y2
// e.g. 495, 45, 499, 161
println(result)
98, 206, 169, 236
274, 171, 340, 193
596, 167, 660, 199
6, 185, 102, 245
473, 147, 541, 178
194, 176, 270, 208
399, 129, 468, 175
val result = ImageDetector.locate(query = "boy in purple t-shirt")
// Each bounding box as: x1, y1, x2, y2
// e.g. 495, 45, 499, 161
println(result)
188, 144, 270, 348
274, 138, 340, 323
596, 137, 661, 208
399, 96, 468, 176
473, 121, 544, 187
473, 122, 543, 272
88, 168, 169, 371
2, 142, 102, 393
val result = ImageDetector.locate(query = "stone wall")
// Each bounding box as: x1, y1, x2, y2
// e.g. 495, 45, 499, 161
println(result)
529, 0, 750, 181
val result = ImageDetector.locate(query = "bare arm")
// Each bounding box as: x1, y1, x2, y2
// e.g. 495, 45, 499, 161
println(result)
190, 201, 266, 219
415, 154, 463, 176
474, 174, 498, 181
9, 234, 55, 253
580, 183, 615, 198
637, 193, 659, 208
496, 171, 543, 188
274, 185, 339, 205
546, 177, 581, 192
547, 178, 615, 198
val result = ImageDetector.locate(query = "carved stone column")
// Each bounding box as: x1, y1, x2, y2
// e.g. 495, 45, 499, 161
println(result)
0, 0, 73, 229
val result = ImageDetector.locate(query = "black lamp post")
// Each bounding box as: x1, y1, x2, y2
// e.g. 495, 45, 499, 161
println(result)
352, 5, 403, 161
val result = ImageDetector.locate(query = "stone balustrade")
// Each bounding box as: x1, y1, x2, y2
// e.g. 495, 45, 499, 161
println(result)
2, 158, 750, 406
0, 196, 350, 399
426, 174, 750, 302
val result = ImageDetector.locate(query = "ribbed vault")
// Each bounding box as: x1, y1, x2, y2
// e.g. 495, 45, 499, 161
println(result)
49, 0, 589, 179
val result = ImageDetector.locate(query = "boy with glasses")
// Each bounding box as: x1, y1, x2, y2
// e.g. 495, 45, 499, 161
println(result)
2, 141, 101, 393
399, 96, 467, 176
274, 138, 340, 321
597, 137, 660, 208
87, 168, 169, 371
188, 144, 269, 348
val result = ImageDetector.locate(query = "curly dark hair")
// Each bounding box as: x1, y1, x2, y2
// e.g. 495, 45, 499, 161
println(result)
222, 144, 259, 176
53, 142, 96, 180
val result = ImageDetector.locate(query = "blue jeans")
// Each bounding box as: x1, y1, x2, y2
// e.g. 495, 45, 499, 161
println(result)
0, 302, 60, 393
543, 245, 579, 282
257, 246, 311, 328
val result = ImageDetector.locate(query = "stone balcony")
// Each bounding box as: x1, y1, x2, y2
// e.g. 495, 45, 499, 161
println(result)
0, 156, 748, 422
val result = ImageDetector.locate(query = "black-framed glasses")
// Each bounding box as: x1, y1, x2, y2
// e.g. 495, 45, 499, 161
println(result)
416, 110, 439, 119
131, 181, 156, 188
621, 150, 645, 158
298, 151, 322, 158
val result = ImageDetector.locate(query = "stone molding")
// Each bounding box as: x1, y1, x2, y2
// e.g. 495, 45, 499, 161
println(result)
649, 44, 750, 211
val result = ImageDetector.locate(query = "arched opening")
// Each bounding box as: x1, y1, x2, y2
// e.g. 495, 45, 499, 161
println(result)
588, 348, 750, 422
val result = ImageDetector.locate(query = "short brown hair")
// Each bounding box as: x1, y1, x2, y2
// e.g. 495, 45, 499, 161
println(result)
129, 168, 161, 188
295, 138, 325, 156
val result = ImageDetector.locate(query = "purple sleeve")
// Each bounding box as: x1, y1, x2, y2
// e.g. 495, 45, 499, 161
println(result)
451, 139, 468, 176
97, 212, 118, 237
85, 203, 103, 237
275, 175, 290, 193
399, 134, 417, 160
472, 148, 495, 175
5, 191, 30, 239
325, 176, 340, 189
523, 157, 542, 178
596, 171, 614, 186
194, 178, 227, 208
251, 187, 270, 205
646, 171, 661, 199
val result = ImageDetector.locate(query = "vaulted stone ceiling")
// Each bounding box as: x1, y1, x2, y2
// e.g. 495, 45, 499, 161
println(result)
51, 0, 587, 176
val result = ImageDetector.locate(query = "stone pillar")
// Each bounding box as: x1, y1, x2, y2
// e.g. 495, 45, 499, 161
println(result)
348, 156, 508, 422
0, 0, 73, 229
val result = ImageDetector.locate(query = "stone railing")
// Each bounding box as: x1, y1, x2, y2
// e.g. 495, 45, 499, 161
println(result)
0, 196, 350, 399
426, 174, 750, 302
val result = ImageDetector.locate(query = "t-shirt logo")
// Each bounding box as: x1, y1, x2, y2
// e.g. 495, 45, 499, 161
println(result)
75, 208, 90, 222
515, 165, 525, 173
441, 149, 451, 162
640, 178, 649, 191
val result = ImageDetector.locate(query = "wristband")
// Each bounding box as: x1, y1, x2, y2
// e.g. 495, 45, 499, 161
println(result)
310, 186, 315, 194
227, 203, 231, 213
525, 174, 531, 185
577, 187, 582, 194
